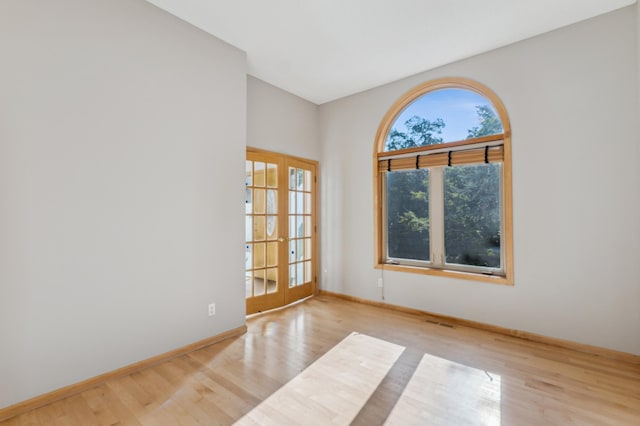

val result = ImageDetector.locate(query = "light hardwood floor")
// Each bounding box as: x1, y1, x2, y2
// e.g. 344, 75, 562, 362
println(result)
2, 294, 639, 425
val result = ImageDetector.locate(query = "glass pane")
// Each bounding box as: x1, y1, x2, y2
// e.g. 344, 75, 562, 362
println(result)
254, 270, 266, 296
267, 163, 277, 188
289, 240, 296, 263
296, 192, 304, 214
253, 243, 265, 269
296, 192, 303, 214
289, 167, 296, 190
304, 170, 311, 191
254, 189, 265, 214
296, 216, 304, 238
289, 216, 296, 238
245, 189, 252, 214
266, 242, 278, 267
384, 88, 503, 152
245, 244, 252, 270
296, 239, 304, 262
266, 190, 277, 214
266, 268, 278, 293
386, 169, 430, 261
304, 261, 311, 282
297, 168, 304, 190
304, 193, 311, 214
305, 238, 311, 260
245, 271, 252, 298
296, 262, 304, 285
245, 217, 252, 242
253, 216, 265, 241
305, 217, 312, 237
254, 162, 265, 187
444, 163, 501, 268
289, 191, 296, 214
289, 264, 296, 287
245, 161, 252, 186
266, 216, 277, 239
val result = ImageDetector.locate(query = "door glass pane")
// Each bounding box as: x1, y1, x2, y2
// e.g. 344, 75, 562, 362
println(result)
254, 270, 266, 296
297, 168, 304, 190
245, 189, 252, 214
245, 271, 252, 298
305, 238, 311, 260
253, 243, 265, 269
245, 244, 252, 270
266, 242, 278, 267
296, 192, 303, 214
289, 216, 296, 239
305, 261, 311, 282
253, 216, 265, 241
304, 193, 311, 214
266, 216, 277, 239
267, 163, 277, 188
245, 161, 252, 186
266, 190, 277, 214
289, 167, 296, 190
289, 240, 296, 263
297, 239, 304, 262
254, 162, 265, 187
305, 218, 312, 237
289, 264, 296, 287
266, 268, 277, 293
289, 191, 296, 214
444, 163, 501, 268
296, 216, 304, 238
386, 169, 430, 261
254, 189, 265, 214
296, 262, 304, 285
245, 217, 252, 242
304, 170, 311, 191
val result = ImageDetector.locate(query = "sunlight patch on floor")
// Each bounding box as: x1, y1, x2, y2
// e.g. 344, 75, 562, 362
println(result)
234, 332, 501, 425
234, 332, 405, 425
384, 353, 501, 425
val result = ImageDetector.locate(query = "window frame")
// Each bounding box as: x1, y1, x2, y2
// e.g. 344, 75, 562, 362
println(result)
374, 77, 514, 285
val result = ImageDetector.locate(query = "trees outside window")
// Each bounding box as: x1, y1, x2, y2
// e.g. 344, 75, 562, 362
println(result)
375, 78, 513, 284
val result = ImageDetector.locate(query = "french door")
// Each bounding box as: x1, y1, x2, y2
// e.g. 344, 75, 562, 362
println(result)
245, 148, 317, 315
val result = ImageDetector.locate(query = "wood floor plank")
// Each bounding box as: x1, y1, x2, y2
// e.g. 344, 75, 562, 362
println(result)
61, 395, 100, 426
2, 294, 638, 425
105, 376, 155, 419
82, 385, 135, 426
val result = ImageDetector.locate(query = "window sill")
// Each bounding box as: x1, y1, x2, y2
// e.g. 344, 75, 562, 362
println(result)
375, 262, 513, 286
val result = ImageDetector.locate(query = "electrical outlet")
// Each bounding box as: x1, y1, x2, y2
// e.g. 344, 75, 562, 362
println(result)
377, 278, 384, 288
208, 303, 216, 316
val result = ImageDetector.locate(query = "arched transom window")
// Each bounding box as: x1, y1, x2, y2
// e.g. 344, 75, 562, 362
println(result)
374, 78, 513, 284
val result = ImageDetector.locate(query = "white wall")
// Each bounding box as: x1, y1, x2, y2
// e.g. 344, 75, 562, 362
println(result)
319, 6, 640, 354
0, 0, 247, 408
247, 76, 320, 160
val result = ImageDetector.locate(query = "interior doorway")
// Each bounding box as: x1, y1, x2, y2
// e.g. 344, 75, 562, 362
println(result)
245, 148, 318, 314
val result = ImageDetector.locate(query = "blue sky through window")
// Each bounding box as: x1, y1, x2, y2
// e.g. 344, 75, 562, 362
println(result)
390, 88, 499, 143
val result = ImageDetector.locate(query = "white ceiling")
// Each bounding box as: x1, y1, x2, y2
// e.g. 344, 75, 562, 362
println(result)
145, 0, 635, 104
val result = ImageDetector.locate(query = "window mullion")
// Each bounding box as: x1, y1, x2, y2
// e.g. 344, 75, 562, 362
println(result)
430, 167, 445, 266
499, 164, 506, 272
381, 172, 389, 261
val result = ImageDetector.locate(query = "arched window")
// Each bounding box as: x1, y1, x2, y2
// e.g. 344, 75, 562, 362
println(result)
374, 78, 513, 284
